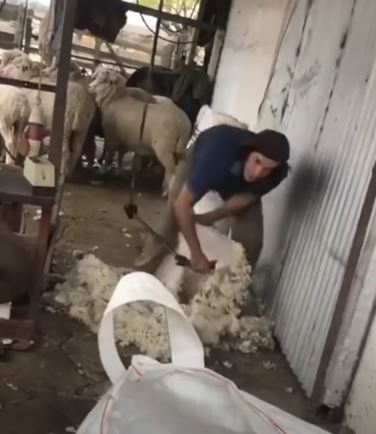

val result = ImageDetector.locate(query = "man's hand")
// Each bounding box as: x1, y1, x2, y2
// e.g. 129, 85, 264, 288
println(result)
191, 251, 216, 273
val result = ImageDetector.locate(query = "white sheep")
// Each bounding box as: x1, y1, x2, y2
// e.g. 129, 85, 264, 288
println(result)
0, 50, 95, 174
0, 49, 34, 72
89, 67, 192, 193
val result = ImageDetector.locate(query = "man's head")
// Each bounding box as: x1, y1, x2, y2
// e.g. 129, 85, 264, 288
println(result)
243, 130, 290, 182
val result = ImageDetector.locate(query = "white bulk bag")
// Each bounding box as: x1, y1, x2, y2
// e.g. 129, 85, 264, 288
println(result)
187, 104, 248, 150
77, 272, 331, 434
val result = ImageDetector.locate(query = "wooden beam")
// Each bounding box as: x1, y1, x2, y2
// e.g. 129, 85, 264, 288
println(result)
49, 0, 78, 170
122, 1, 215, 31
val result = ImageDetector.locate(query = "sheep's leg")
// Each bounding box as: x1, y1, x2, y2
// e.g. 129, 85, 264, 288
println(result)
98, 140, 106, 164
61, 132, 72, 176
0, 121, 17, 165
104, 137, 121, 169
153, 144, 176, 198
81, 125, 96, 167
104, 147, 116, 167
162, 172, 174, 198
163, 169, 175, 198
68, 127, 92, 177
101, 122, 120, 168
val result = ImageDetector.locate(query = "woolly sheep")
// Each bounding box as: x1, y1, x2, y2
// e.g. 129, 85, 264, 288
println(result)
89, 67, 192, 194
0, 50, 95, 174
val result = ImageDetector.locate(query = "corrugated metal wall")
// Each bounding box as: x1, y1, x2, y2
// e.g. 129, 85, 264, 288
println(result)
324, 204, 376, 407
256, 0, 376, 396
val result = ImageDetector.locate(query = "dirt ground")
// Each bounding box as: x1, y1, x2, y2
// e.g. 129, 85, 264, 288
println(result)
0, 178, 340, 434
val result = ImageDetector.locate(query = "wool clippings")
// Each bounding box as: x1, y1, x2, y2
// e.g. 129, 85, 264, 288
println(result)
55, 228, 274, 360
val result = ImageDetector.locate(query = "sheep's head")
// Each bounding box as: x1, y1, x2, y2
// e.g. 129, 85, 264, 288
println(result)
0, 49, 26, 69
0, 51, 40, 80
90, 67, 126, 90
89, 67, 127, 105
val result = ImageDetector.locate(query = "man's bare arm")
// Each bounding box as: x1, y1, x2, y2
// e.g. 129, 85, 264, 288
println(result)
173, 185, 214, 273
195, 193, 258, 226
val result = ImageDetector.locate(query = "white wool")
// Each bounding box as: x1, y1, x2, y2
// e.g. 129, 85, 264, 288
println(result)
55, 226, 274, 360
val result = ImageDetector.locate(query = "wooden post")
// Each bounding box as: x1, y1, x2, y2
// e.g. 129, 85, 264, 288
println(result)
49, 0, 78, 170
207, 28, 225, 81
188, 0, 207, 65
46, 0, 79, 292
14, 4, 25, 49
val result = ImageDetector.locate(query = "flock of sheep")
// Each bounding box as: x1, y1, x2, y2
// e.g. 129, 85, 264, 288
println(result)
0, 49, 192, 195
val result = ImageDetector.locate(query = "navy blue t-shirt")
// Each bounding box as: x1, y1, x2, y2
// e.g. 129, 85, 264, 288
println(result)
187, 124, 287, 202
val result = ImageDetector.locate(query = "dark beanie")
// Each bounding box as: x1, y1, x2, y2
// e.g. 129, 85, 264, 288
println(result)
253, 130, 290, 162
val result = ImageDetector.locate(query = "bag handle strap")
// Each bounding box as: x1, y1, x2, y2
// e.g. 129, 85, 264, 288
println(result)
98, 271, 205, 384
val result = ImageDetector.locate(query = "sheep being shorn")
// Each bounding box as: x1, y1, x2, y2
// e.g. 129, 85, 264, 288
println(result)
54, 225, 274, 360
89, 67, 192, 194
0, 50, 95, 174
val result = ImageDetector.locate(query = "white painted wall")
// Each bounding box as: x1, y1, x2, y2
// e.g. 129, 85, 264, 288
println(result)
213, 0, 376, 406
211, 0, 290, 130
345, 243, 376, 434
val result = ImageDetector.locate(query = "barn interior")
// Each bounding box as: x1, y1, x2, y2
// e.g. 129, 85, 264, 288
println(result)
0, 1, 341, 433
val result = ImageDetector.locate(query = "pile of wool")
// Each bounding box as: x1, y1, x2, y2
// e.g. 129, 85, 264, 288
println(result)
55, 226, 274, 360
55, 255, 170, 360
156, 225, 274, 353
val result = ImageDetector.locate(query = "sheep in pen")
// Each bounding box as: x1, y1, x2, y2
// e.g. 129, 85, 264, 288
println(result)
85, 67, 192, 197
0, 49, 95, 175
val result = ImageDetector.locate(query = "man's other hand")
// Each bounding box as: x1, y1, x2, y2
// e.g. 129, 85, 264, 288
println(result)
191, 251, 216, 273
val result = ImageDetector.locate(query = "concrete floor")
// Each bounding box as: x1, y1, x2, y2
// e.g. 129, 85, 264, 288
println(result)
0, 181, 339, 433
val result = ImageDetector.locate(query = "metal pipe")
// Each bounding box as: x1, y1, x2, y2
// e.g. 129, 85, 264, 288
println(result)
207, 28, 225, 81
122, 0, 214, 32
149, 0, 164, 73
20, 0, 29, 50
0, 0, 7, 15
0, 75, 56, 92
188, 0, 206, 65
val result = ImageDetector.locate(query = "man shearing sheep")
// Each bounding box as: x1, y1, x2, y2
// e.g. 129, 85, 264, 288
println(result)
136, 124, 290, 274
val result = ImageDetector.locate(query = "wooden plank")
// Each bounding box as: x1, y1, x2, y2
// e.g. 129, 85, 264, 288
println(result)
0, 165, 55, 207
0, 319, 34, 341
